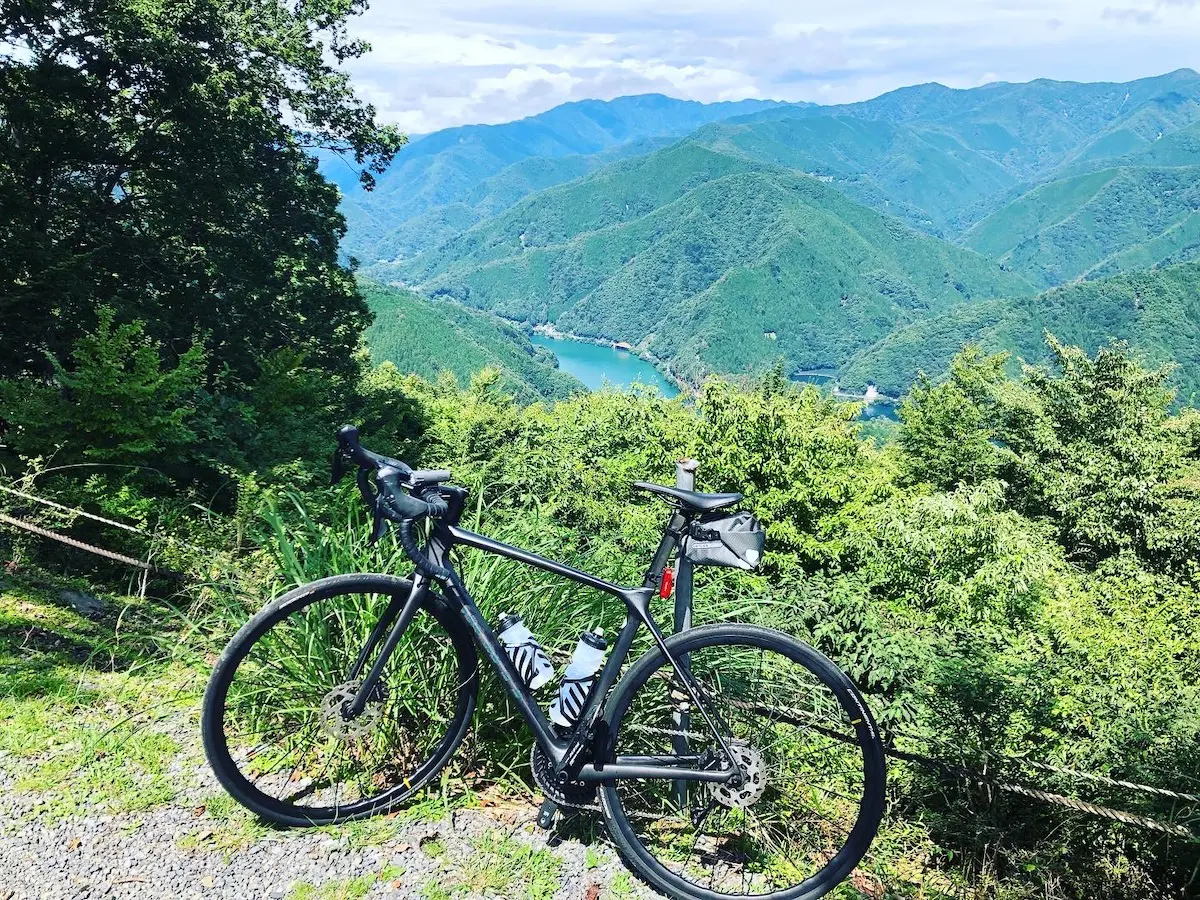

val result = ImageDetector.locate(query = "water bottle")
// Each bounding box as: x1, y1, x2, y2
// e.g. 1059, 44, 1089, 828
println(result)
549, 629, 608, 728
497, 613, 554, 690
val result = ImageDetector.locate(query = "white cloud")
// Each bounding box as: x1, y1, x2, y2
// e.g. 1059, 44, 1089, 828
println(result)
345, 0, 1200, 132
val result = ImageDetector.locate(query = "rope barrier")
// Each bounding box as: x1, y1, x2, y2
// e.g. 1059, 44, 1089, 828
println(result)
0, 484, 150, 537
887, 747, 1197, 839
886, 726, 1200, 804
0, 483, 212, 555
0, 512, 152, 570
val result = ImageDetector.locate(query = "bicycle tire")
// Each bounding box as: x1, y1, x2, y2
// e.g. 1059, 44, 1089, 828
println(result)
202, 573, 478, 826
599, 623, 885, 900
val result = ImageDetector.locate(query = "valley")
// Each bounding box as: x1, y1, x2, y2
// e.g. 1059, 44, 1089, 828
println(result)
339, 70, 1200, 404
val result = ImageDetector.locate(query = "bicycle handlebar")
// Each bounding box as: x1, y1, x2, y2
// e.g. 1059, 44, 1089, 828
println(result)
333, 425, 453, 580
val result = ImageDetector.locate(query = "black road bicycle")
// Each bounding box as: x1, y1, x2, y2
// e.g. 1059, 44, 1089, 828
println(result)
203, 426, 885, 900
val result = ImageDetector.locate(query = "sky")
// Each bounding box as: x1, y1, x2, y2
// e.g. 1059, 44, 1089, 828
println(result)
345, 0, 1200, 134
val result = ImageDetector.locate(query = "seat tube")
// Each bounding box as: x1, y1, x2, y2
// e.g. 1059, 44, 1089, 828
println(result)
672, 458, 698, 807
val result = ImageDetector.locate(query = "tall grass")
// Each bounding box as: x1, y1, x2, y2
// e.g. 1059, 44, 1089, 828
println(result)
199, 484, 784, 787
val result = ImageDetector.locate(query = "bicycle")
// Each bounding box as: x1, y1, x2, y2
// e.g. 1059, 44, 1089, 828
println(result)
202, 425, 886, 899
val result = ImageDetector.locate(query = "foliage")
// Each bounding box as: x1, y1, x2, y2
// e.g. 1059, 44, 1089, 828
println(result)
898, 347, 1008, 489
0, 0, 403, 481
0, 308, 206, 463
360, 279, 582, 402
7, 337, 1200, 897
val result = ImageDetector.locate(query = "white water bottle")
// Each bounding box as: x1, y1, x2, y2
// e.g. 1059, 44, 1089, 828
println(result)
550, 629, 608, 728
497, 613, 554, 690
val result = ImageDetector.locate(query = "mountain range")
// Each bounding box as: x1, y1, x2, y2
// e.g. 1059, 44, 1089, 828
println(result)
332, 70, 1200, 402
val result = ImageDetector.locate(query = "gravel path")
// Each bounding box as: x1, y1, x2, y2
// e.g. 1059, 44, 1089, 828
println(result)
0, 747, 661, 900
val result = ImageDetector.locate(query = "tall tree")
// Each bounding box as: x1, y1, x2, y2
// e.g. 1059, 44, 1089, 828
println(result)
0, 0, 403, 392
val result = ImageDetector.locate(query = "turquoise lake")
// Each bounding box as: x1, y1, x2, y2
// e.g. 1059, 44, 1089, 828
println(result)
531, 333, 898, 420
530, 334, 680, 397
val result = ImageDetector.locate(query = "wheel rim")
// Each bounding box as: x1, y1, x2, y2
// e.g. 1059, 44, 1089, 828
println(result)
605, 637, 878, 898
212, 588, 471, 819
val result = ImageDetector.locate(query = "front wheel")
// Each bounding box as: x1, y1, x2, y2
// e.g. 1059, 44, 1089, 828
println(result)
600, 624, 885, 900
202, 574, 478, 826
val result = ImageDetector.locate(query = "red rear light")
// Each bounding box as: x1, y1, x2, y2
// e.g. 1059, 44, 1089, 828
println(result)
659, 566, 674, 598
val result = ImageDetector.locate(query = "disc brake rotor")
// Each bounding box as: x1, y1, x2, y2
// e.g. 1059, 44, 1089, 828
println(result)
709, 742, 768, 809
319, 680, 383, 741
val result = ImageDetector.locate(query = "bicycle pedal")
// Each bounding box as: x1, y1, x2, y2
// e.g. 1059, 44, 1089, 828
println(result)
535, 797, 559, 830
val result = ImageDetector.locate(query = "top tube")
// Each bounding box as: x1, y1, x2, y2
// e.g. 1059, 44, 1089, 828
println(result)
446, 525, 647, 602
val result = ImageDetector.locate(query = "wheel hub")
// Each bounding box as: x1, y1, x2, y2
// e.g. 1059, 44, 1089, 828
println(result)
319, 680, 383, 741
709, 742, 768, 809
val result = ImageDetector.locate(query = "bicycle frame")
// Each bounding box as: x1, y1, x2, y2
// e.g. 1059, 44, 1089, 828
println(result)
347, 486, 740, 787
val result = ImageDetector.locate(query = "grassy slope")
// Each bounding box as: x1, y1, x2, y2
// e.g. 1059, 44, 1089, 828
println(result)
360, 280, 582, 401
840, 259, 1200, 401
392, 142, 1032, 382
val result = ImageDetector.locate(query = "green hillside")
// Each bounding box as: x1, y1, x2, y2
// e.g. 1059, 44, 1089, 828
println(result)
963, 166, 1200, 287
352, 137, 675, 267
688, 115, 1019, 235
841, 260, 1200, 401
360, 280, 582, 401
332, 95, 789, 262
393, 142, 1033, 382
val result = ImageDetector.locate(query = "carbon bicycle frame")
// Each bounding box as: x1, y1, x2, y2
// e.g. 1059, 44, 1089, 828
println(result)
346, 486, 740, 787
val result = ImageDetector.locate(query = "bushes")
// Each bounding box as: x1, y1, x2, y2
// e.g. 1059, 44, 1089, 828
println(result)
5, 336, 1199, 897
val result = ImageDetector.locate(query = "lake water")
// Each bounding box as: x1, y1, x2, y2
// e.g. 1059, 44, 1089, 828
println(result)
531, 334, 680, 397
531, 333, 899, 420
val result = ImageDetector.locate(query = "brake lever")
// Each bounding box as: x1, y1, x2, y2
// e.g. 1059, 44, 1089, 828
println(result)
369, 501, 389, 545
331, 449, 348, 485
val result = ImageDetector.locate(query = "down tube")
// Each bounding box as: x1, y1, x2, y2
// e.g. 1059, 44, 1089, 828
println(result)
444, 572, 565, 760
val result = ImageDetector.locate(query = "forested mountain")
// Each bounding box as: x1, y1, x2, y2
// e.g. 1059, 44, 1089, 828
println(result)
350, 69, 1200, 396
390, 141, 1032, 382
686, 115, 1020, 236
841, 259, 1200, 400
360, 280, 581, 401
962, 166, 1200, 287
331, 95, 789, 261
726, 68, 1200, 181
345, 70, 1200, 271
344, 137, 677, 264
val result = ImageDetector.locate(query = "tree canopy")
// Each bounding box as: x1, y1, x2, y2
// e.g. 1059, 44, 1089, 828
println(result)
0, 0, 403, 473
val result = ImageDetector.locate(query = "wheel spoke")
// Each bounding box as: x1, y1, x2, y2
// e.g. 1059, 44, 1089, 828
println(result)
604, 630, 882, 897
209, 584, 472, 821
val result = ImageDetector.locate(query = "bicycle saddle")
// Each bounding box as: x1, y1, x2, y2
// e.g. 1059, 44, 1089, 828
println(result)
633, 481, 742, 512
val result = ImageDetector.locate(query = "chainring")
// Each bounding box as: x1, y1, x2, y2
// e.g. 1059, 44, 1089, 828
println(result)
530, 743, 597, 809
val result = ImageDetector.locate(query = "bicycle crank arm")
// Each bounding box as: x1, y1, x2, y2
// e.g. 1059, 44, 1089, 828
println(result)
575, 759, 736, 783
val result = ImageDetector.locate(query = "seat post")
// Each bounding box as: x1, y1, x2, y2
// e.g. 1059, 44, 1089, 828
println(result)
673, 458, 699, 639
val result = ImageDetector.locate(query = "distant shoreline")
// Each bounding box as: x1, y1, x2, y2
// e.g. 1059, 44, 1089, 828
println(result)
524, 318, 897, 407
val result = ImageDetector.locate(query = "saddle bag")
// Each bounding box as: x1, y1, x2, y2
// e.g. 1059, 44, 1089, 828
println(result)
682, 511, 765, 571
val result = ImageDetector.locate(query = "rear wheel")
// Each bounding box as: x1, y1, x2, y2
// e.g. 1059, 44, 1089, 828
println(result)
202, 574, 478, 826
600, 624, 885, 900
